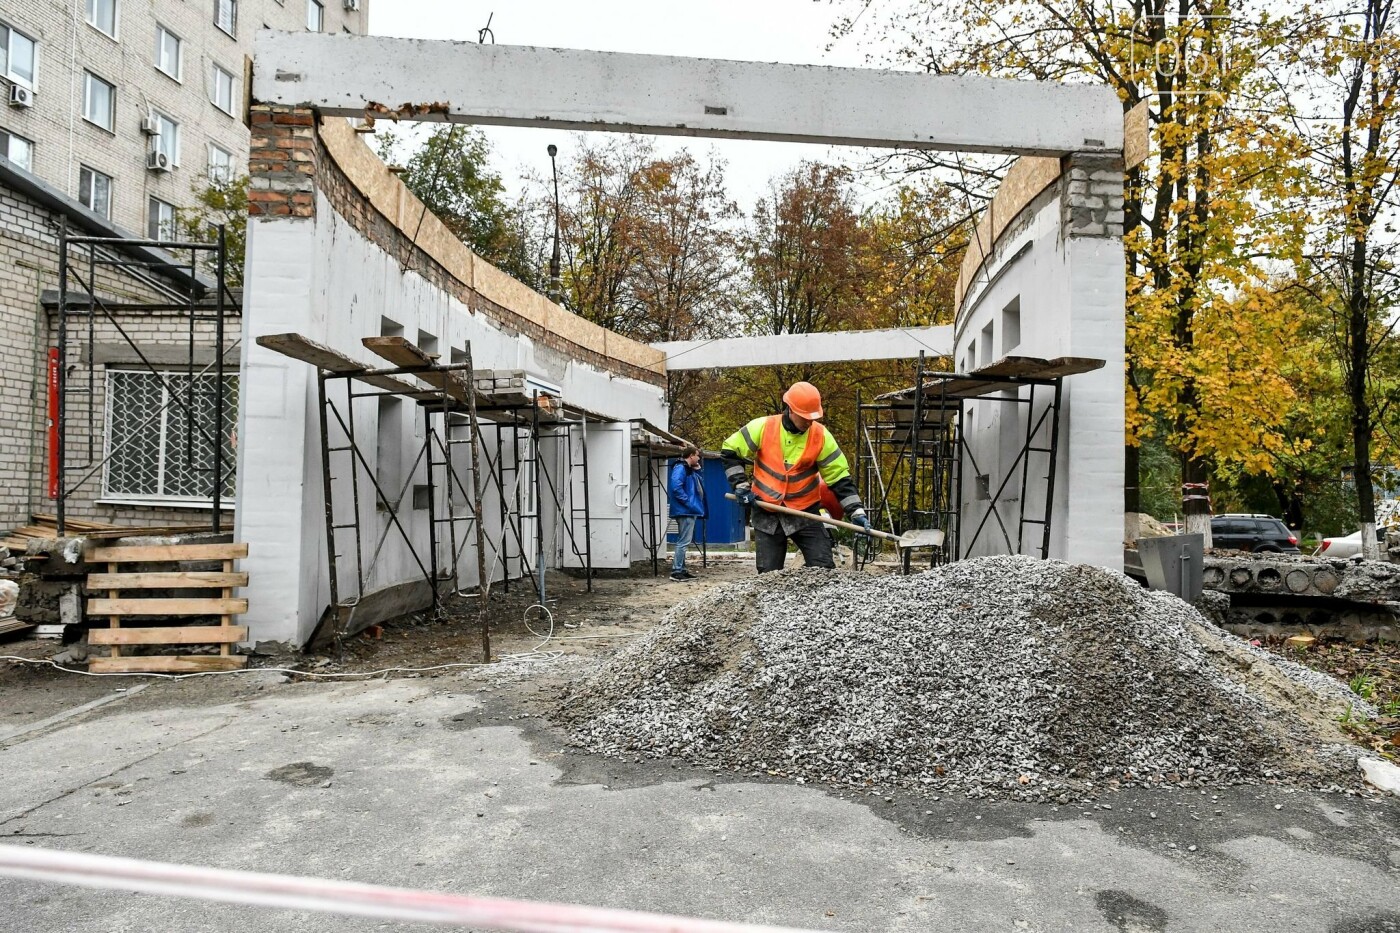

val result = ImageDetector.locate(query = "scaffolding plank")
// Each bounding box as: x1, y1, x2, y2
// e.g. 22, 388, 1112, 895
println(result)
87, 572, 249, 589
257, 333, 422, 394
362, 336, 474, 404
875, 355, 1107, 402
88, 656, 246, 673
89, 626, 248, 645
89, 543, 249, 562
978, 355, 1105, 378
88, 597, 249, 616
258, 333, 369, 372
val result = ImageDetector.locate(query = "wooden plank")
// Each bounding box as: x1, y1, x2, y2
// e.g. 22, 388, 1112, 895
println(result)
88, 543, 249, 562
89, 626, 247, 646
88, 655, 247, 673
256, 333, 422, 394
0, 618, 33, 637
2, 537, 29, 550
107, 559, 120, 661
257, 332, 374, 372
31, 514, 123, 531
79, 526, 212, 540
362, 336, 474, 404
88, 597, 249, 616
87, 572, 249, 590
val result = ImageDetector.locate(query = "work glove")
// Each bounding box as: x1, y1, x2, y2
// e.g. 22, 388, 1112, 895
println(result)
851, 508, 873, 536
734, 482, 755, 506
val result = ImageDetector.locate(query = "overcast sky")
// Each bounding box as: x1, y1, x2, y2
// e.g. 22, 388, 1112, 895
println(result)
366, 0, 889, 209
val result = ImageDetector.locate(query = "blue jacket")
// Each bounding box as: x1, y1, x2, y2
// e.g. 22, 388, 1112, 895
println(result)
668, 459, 705, 517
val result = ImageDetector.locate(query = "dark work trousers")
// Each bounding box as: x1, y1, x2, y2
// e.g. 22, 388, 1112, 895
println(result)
753, 511, 835, 573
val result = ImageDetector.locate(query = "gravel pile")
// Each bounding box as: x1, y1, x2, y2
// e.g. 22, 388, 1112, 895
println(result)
558, 556, 1368, 801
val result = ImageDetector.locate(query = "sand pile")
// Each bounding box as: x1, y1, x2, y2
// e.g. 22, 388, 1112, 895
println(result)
558, 556, 1367, 801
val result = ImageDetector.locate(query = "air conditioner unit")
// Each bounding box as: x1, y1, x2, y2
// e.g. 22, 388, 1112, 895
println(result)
344, 0, 359, 9
147, 150, 171, 172
8, 85, 32, 108
140, 112, 160, 135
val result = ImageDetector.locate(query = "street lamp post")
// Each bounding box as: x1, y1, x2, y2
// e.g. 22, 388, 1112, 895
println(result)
547, 144, 562, 304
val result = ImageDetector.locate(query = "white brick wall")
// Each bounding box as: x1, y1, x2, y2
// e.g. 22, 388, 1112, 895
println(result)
0, 0, 368, 236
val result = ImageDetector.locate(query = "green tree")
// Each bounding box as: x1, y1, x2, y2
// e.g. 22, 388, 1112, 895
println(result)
377, 125, 543, 289
175, 174, 249, 287
1280, 0, 1400, 556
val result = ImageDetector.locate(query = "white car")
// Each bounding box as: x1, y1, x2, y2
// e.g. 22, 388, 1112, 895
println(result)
1316, 528, 1386, 558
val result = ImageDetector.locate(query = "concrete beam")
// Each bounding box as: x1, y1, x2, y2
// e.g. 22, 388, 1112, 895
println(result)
652, 326, 953, 371
252, 34, 1123, 156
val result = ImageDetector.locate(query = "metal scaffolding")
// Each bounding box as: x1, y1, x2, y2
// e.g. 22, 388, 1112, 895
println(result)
52, 225, 236, 535
628, 422, 689, 578
857, 353, 1103, 572
258, 333, 612, 659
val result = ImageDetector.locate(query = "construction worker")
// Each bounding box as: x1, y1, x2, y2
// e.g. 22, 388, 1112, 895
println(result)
721, 381, 871, 573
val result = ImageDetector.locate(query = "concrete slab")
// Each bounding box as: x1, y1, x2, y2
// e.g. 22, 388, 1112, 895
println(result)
0, 672, 1396, 932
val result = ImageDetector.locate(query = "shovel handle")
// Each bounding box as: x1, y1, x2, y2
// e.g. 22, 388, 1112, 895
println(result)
724, 493, 905, 543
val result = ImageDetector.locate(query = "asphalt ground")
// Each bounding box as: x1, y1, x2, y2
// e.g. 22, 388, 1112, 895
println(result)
1, 661, 1398, 933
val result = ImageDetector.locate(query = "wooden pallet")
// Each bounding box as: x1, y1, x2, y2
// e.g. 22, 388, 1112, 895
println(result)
86, 542, 250, 673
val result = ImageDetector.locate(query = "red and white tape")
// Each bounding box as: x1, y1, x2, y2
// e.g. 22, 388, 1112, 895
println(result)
0, 844, 829, 933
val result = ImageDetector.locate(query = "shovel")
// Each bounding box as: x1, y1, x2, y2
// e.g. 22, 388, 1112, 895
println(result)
724, 494, 945, 549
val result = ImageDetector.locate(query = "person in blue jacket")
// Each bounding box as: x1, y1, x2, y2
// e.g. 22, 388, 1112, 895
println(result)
668, 445, 704, 581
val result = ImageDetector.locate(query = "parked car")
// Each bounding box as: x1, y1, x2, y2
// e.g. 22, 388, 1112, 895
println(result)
1209, 514, 1300, 553
1316, 527, 1386, 559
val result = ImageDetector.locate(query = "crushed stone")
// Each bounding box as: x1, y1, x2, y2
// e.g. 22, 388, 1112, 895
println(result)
556, 556, 1370, 802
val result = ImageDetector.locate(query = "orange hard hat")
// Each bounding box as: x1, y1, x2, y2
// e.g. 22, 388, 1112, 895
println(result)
782, 381, 824, 420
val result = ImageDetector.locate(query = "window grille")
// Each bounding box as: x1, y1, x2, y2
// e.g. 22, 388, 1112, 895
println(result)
104, 370, 238, 502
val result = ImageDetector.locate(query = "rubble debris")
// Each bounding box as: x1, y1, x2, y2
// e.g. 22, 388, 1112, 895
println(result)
559, 556, 1370, 802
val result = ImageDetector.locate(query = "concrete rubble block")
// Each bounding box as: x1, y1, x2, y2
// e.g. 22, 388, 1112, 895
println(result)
1359, 758, 1400, 797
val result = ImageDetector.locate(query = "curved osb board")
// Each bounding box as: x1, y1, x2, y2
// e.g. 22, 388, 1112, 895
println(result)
316, 117, 666, 376
954, 156, 1062, 316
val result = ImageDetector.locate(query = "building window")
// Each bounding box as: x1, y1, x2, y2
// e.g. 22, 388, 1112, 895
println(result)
79, 165, 112, 217
104, 370, 238, 503
155, 26, 181, 80
82, 71, 116, 132
147, 196, 176, 240
0, 129, 33, 172
0, 23, 38, 88
210, 64, 236, 115
214, 0, 236, 36
306, 0, 324, 31
151, 111, 180, 164
208, 144, 233, 183
85, 0, 117, 38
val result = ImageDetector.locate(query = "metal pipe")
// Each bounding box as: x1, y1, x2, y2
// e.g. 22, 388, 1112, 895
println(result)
462, 343, 493, 662
580, 413, 593, 592
425, 400, 441, 619
55, 222, 68, 535
212, 226, 226, 533
317, 371, 340, 611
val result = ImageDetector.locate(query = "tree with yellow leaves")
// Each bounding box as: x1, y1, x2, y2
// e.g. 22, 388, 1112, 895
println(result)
834, 0, 1311, 541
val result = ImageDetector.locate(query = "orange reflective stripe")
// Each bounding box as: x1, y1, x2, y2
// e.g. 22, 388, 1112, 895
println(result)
754, 415, 826, 510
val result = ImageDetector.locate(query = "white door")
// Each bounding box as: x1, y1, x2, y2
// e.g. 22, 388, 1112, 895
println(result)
562, 422, 632, 569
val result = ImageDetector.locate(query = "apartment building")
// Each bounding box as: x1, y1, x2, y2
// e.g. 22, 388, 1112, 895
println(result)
0, 0, 368, 534
0, 0, 368, 235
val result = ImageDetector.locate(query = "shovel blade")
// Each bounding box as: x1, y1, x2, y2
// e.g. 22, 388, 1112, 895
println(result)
898, 528, 945, 548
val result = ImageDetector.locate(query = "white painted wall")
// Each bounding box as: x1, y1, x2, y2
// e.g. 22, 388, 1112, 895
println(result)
252, 34, 1124, 158
954, 185, 1125, 569
235, 192, 668, 646
653, 326, 953, 370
